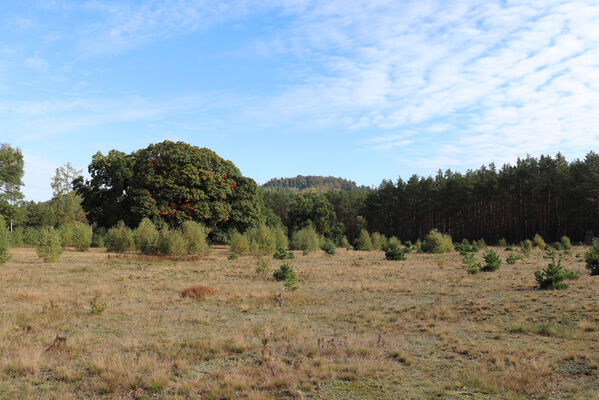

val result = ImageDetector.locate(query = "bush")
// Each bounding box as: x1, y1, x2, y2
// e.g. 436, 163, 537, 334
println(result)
157, 229, 186, 255
506, 252, 518, 264
273, 247, 288, 260
497, 238, 508, 247
286, 250, 295, 259
481, 250, 500, 272
228, 252, 239, 260
454, 239, 473, 255
475, 239, 487, 250
72, 222, 92, 252
247, 224, 277, 256
551, 241, 563, 251
291, 226, 320, 252
421, 229, 453, 254
182, 221, 210, 255
533, 234, 546, 249
384, 241, 406, 261
521, 239, 532, 252
535, 255, 579, 289
37, 227, 63, 262
354, 229, 372, 251
230, 231, 250, 255
340, 236, 350, 250
23, 227, 41, 246
134, 218, 159, 254
415, 239, 422, 253
59, 223, 74, 247
273, 263, 298, 289
585, 238, 599, 275
273, 226, 288, 250
320, 241, 336, 255
10, 226, 24, 247
370, 232, 387, 250
560, 236, 572, 250
0, 217, 11, 263
105, 221, 134, 253
91, 227, 106, 248
462, 253, 480, 274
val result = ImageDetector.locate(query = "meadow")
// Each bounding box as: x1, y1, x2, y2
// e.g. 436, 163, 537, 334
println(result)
0, 246, 598, 399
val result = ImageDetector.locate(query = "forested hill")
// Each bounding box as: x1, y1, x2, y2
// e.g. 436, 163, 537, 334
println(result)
261, 175, 369, 192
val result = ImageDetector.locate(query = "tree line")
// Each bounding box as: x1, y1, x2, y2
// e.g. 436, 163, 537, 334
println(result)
1, 140, 599, 246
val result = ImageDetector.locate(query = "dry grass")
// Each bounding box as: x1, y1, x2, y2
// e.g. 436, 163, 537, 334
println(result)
0, 246, 598, 399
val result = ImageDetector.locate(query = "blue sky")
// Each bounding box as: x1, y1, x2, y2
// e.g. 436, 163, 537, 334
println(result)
1, 0, 599, 201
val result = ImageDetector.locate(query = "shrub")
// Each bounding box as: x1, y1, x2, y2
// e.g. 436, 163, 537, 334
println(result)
286, 250, 295, 259
370, 232, 387, 250
560, 236, 572, 251
273, 263, 298, 289
481, 250, 500, 272
105, 221, 134, 253
584, 238, 599, 276
273, 226, 288, 250
228, 252, 239, 260
354, 229, 372, 251
462, 253, 480, 274
89, 296, 107, 314
384, 241, 406, 261
273, 247, 288, 260
23, 227, 41, 246
552, 241, 563, 251
414, 239, 422, 253
10, 226, 24, 247
72, 222, 92, 252
521, 239, 532, 253
157, 229, 186, 255
59, 223, 74, 247
247, 224, 277, 256
497, 238, 508, 247
182, 220, 209, 255
320, 240, 336, 255
535, 255, 579, 290
37, 226, 63, 262
506, 252, 518, 264
533, 234, 546, 249
291, 226, 320, 252
134, 218, 159, 254
421, 229, 453, 254
454, 239, 473, 255
476, 239, 487, 249
230, 231, 250, 255
340, 236, 350, 250
91, 227, 106, 248
0, 217, 11, 263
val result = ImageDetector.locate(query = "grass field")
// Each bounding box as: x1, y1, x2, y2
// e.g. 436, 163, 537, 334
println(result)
1, 246, 598, 399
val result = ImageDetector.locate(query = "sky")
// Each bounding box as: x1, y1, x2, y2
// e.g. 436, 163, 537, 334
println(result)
1, 0, 599, 201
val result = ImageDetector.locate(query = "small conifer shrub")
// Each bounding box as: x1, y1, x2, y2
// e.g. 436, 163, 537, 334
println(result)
37, 227, 63, 262
290, 226, 320, 252
273, 247, 288, 260
182, 220, 210, 255
584, 238, 599, 276
454, 239, 473, 255
506, 252, 518, 265
497, 238, 508, 247
384, 241, 406, 261
157, 229, 186, 255
72, 222, 92, 252
533, 234, 546, 249
552, 242, 563, 251
462, 253, 480, 274
228, 252, 239, 260
535, 255, 579, 289
320, 241, 336, 255
481, 250, 500, 272
354, 229, 373, 251
476, 239, 487, 250
273, 264, 298, 289
560, 236, 572, 251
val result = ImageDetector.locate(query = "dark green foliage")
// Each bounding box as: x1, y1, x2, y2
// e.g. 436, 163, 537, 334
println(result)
0, 216, 11, 263
273, 247, 288, 260
36, 226, 63, 262
228, 252, 239, 260
287, 193, 341, 241
75, 141, 262, 235
497, 238, 508, 247
552, 241, 563, 251
475, 239, 487, 250
10, 226, 23, 247
0, 144, 25, 228
273, 263, 296, 284
421, 229, 452, 254
462, 253, 480, 274
105, 221, 134, 253
91, 227, 106, 248
383, 241, 406, 261
584, 238, 599, 275
320, 241, 336, 255
535, 255, 579, 289
261, 175, 368, 192
454, 239, 473, 255
286, 250, 295, 259
157, 229, 186, 255
481, 250, 501, 272
23, 227, 41, 246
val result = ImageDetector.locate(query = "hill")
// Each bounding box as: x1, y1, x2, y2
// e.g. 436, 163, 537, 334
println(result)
261, 175, 369, 192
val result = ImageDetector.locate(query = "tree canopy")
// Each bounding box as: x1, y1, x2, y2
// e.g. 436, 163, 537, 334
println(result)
74, 141, 262, 234
0, 144, 25, 227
